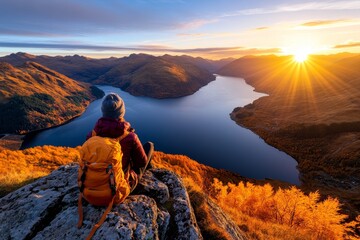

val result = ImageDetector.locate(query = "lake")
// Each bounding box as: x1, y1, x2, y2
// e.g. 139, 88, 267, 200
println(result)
22, 75, 300, 184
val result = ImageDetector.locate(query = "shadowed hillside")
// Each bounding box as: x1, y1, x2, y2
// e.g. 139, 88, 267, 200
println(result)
94, 53, 216, 98
0, 62, 104, 134
218, 54, 360, 221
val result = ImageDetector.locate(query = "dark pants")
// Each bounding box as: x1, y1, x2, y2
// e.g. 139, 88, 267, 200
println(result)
130, 141, 154, 192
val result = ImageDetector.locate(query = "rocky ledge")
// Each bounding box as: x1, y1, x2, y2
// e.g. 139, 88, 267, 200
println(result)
0, 164, 203, 240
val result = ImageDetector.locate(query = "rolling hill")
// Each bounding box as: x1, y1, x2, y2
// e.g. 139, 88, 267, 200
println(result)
0, 61, 103, 134
94, 54, 216, 98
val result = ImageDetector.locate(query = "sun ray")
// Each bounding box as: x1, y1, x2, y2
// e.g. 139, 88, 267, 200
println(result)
294, 52, 308, 63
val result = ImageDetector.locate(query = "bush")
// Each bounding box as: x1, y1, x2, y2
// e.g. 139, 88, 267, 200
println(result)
212, 179, 359, 240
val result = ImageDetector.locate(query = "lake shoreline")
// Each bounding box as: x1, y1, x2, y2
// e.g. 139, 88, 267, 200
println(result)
0, 111, 87, 151
21, 76, 300, 184
19, 77, 218, 149
229, 84, 360, 218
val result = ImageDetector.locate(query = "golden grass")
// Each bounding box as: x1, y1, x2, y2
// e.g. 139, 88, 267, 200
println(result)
0, 145, 79, 196
212, 179, 360, 240
1, 147, 358, 239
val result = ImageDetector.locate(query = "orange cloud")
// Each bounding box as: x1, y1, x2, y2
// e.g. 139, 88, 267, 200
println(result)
254, 27, 269, 30
333, 42, 360, 48
296, 19, 360, 29
301, 19, 347, 27
193, 47, 281, 59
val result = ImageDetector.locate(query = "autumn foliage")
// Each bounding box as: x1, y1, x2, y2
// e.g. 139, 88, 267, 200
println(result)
0, 146, 79, 195
212, 179, 359, 240
0, 147, 359, 239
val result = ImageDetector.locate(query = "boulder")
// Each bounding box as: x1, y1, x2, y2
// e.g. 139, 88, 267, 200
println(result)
0, 164, 202, 240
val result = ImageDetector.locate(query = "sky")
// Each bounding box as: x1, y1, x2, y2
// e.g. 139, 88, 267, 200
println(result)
0, 0, 359, 59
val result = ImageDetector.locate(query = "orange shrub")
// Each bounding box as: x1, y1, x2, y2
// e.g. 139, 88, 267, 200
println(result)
212, 178, 359, 240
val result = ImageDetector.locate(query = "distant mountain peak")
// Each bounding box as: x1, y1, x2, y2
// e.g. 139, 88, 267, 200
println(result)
12, 52, 36, 59
128, 53, 154, 59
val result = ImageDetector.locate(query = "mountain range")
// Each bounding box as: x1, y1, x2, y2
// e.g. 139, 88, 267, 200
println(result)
93, 53, 217, 98
0, 52, 232, 98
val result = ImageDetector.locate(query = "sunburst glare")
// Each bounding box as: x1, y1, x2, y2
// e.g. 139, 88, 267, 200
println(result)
293, 51, 308, 63
282, 45, 314, 63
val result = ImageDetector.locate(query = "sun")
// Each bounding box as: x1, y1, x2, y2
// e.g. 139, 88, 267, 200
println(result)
283, 45, 314, 63
293, 52, 308, 63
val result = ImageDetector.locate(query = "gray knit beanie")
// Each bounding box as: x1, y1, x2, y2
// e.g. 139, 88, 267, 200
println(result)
101, 93, 125, 119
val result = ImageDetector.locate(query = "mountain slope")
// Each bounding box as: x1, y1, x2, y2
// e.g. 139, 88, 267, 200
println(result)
0, 52, 119, 82
218, 54, 360, 219
0, 62, 103, 134
94, 54, 216, 98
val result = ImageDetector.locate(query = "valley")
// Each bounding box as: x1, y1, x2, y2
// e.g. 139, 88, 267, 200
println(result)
0, 52, 359, 238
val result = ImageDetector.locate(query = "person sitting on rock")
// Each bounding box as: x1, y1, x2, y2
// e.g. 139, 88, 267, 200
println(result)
86, 92, 153, 192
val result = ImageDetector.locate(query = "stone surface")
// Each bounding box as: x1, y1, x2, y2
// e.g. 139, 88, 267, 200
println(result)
205, 197, 246, 240
0, 164, 202, 240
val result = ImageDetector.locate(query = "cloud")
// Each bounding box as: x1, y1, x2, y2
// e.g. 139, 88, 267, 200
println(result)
0, 28, 62, 37
296, 19, 360, 29
0, 0, 209, 37
177, 19, 218, 30
176, 33, 207, 37
193, 47, 282, 59
0, 42, 165, 52
301, 19, 346, 27
254, 27, 269, 31
0, 41, 280, 57
222, 1, 360, 17
0, 41, 239, 53
333, 42, 360, 48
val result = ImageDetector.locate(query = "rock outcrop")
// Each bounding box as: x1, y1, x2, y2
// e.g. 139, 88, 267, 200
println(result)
0, 164, 202, 240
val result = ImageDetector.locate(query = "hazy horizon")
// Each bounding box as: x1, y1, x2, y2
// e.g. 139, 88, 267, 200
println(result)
1, 51, 359, 61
